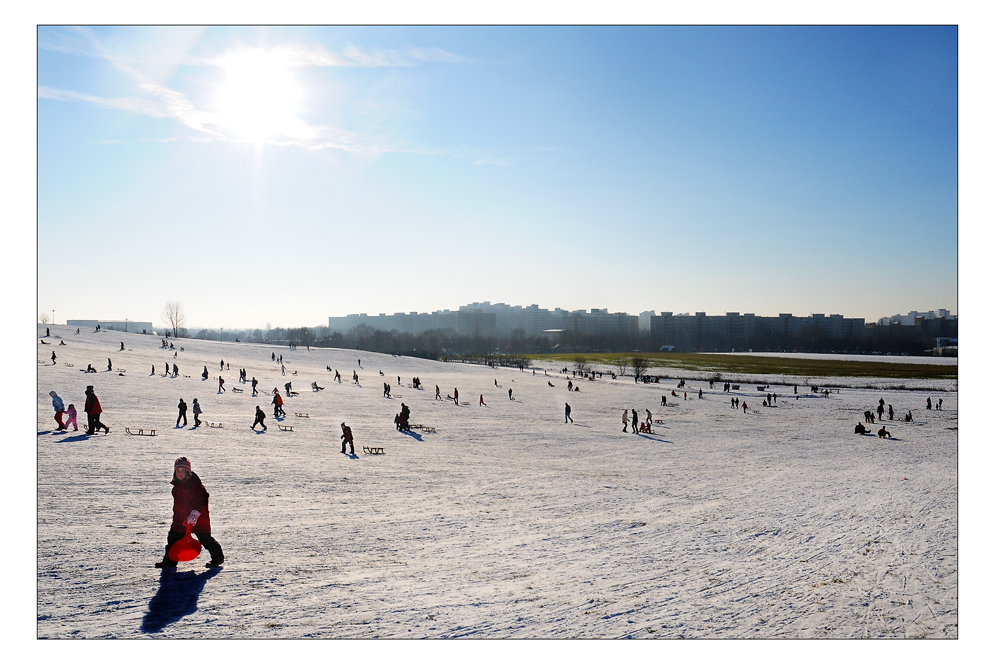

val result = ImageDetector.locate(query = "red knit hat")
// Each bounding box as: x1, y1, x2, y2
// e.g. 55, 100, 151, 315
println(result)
174, 457, 192, 472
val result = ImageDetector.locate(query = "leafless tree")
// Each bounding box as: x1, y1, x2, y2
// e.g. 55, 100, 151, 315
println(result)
631, 355, 650, 380
298, 326, 315, 350
39, 311, 50, 324
573, 356, 590, 374
162, 300, 186, 338
614, 355, 631, 376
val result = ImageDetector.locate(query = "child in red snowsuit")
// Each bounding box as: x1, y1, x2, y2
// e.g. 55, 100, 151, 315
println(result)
155, 457, 224, 568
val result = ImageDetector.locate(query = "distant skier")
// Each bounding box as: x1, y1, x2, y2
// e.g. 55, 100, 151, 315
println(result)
564, 403, 572, 423
192, 398, 202, 427
154, 457, 224, 569
252, 406, 267, 431
340, 422, 355, 454
176, 399, 188, 427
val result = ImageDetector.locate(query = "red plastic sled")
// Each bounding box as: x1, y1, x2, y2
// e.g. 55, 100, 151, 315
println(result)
168, 524, 203, 562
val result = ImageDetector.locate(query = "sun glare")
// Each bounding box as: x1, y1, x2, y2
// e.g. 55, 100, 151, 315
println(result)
216, 49, 310, 142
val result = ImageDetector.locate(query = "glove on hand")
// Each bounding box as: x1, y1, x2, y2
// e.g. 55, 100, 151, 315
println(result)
185, 510, 201, 526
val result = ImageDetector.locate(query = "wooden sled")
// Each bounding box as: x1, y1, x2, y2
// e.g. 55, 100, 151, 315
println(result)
295, 412, 309, 418
410, 424, 437, 433
125, 427, 156, 436
278, 424, 293, 431
64, 363, 74, 367
231, 387, 243, 393
207, 421, 224, 428
363, 446, 385, 455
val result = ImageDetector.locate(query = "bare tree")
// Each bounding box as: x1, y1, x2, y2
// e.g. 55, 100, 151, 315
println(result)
298, 326, 315, 350
631, 355, 650, 380
39, 311, 50, 324
573, 356, 590, 374
162, 300, 186, 338
614, 355, 631, 376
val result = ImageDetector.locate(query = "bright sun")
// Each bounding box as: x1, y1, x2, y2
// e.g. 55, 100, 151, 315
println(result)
216, 49, 310, 142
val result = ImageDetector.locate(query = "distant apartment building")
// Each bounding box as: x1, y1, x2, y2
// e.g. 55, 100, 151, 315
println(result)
66, 319, 155, 334
878, 309, 957, 327
329, 302, 638, 338
649, 312, 866, 352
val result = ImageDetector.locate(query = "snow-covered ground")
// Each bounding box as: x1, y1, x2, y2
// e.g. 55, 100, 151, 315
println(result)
37, 324, 957, 639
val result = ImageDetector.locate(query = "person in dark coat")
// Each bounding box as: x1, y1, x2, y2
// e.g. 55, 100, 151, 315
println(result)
252, 406, 267, 430
83, 386, 109, 434
176, 398, 188, 427
251, 377, 258, 396
340, 422, 355, 454
399, 403, 410, 431
854, 422, 868, 434
192, 398, 202, 427
155, 457, 224, 568
878, 426, 892, 439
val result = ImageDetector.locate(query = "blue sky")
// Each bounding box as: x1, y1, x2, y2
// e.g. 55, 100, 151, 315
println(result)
37, 25, 957, 329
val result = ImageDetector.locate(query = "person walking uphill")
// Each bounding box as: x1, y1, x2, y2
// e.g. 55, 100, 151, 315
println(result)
155, 457, 224, 568
218, 376, 225, 394
176, 398, 188, 427
192, 398, 202, 427
84, 385, 109, 434
564, 402, 572, 423
251, 406, 267, 431
50, 391, 66, 430
340, 422, 354, 454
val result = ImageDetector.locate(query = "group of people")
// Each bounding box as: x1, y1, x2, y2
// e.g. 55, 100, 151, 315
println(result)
622, 408, 652, 433
48, 386, 108, 435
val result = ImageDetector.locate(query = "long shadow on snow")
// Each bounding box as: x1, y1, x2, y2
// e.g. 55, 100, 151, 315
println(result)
141, 567, 221, 633
399, 430, 423, 442
46, 433, 91, 443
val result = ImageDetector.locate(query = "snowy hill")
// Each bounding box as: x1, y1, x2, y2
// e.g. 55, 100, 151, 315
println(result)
36, 324, 957, 638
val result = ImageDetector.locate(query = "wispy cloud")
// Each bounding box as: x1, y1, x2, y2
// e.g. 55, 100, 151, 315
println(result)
40, 29, 471, 159
187, 43, 470, 69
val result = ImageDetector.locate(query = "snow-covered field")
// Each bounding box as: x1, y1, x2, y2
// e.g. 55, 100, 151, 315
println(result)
36, 324, 957, 639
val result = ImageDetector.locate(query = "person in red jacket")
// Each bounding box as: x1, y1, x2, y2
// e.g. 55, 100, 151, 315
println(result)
83, 385, 109, 434
155, 457, 224, 568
